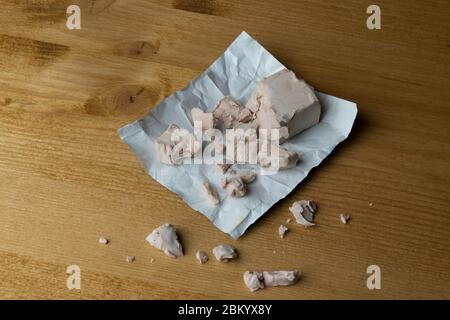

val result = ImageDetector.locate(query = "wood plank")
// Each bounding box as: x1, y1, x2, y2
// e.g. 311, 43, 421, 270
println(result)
0, 0, 449, 299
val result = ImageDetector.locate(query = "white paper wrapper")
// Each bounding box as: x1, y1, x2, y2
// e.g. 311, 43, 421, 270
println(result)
118, 31, 357, 239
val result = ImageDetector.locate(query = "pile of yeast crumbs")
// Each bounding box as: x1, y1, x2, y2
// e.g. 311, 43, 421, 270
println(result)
154, 69, 321, 202
98, 198, 356, 292
100, 69, 361, 292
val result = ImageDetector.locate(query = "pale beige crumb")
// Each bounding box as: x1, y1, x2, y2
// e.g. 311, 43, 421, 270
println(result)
212, 244, 237, 262
202, 181, 220, 205
278, 224, 289, 238
98, 237, 109, 245
196, 250, 209, 264
244, 270, 301, 292
126, 255, 135, 263
340, 214, 350, 224
289, 200, 317, 227
146, 223, 184, 258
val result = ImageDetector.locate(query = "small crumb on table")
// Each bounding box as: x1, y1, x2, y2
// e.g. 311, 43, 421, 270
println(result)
196, 250, 209, 264
340, 214, 350, 224
278, 224, 289, 238
98, 237, 109, 245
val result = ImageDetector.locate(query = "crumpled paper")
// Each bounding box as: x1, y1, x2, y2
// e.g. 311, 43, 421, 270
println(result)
118, 31, 357, 239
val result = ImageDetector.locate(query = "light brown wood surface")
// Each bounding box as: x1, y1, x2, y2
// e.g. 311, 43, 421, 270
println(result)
0, 0, 449, 300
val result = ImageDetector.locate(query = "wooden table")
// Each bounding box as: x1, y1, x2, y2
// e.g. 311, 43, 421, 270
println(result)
0, 0, 449, 299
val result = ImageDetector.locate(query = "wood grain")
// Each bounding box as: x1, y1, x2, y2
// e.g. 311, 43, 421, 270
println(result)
0, 0, 449, 299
